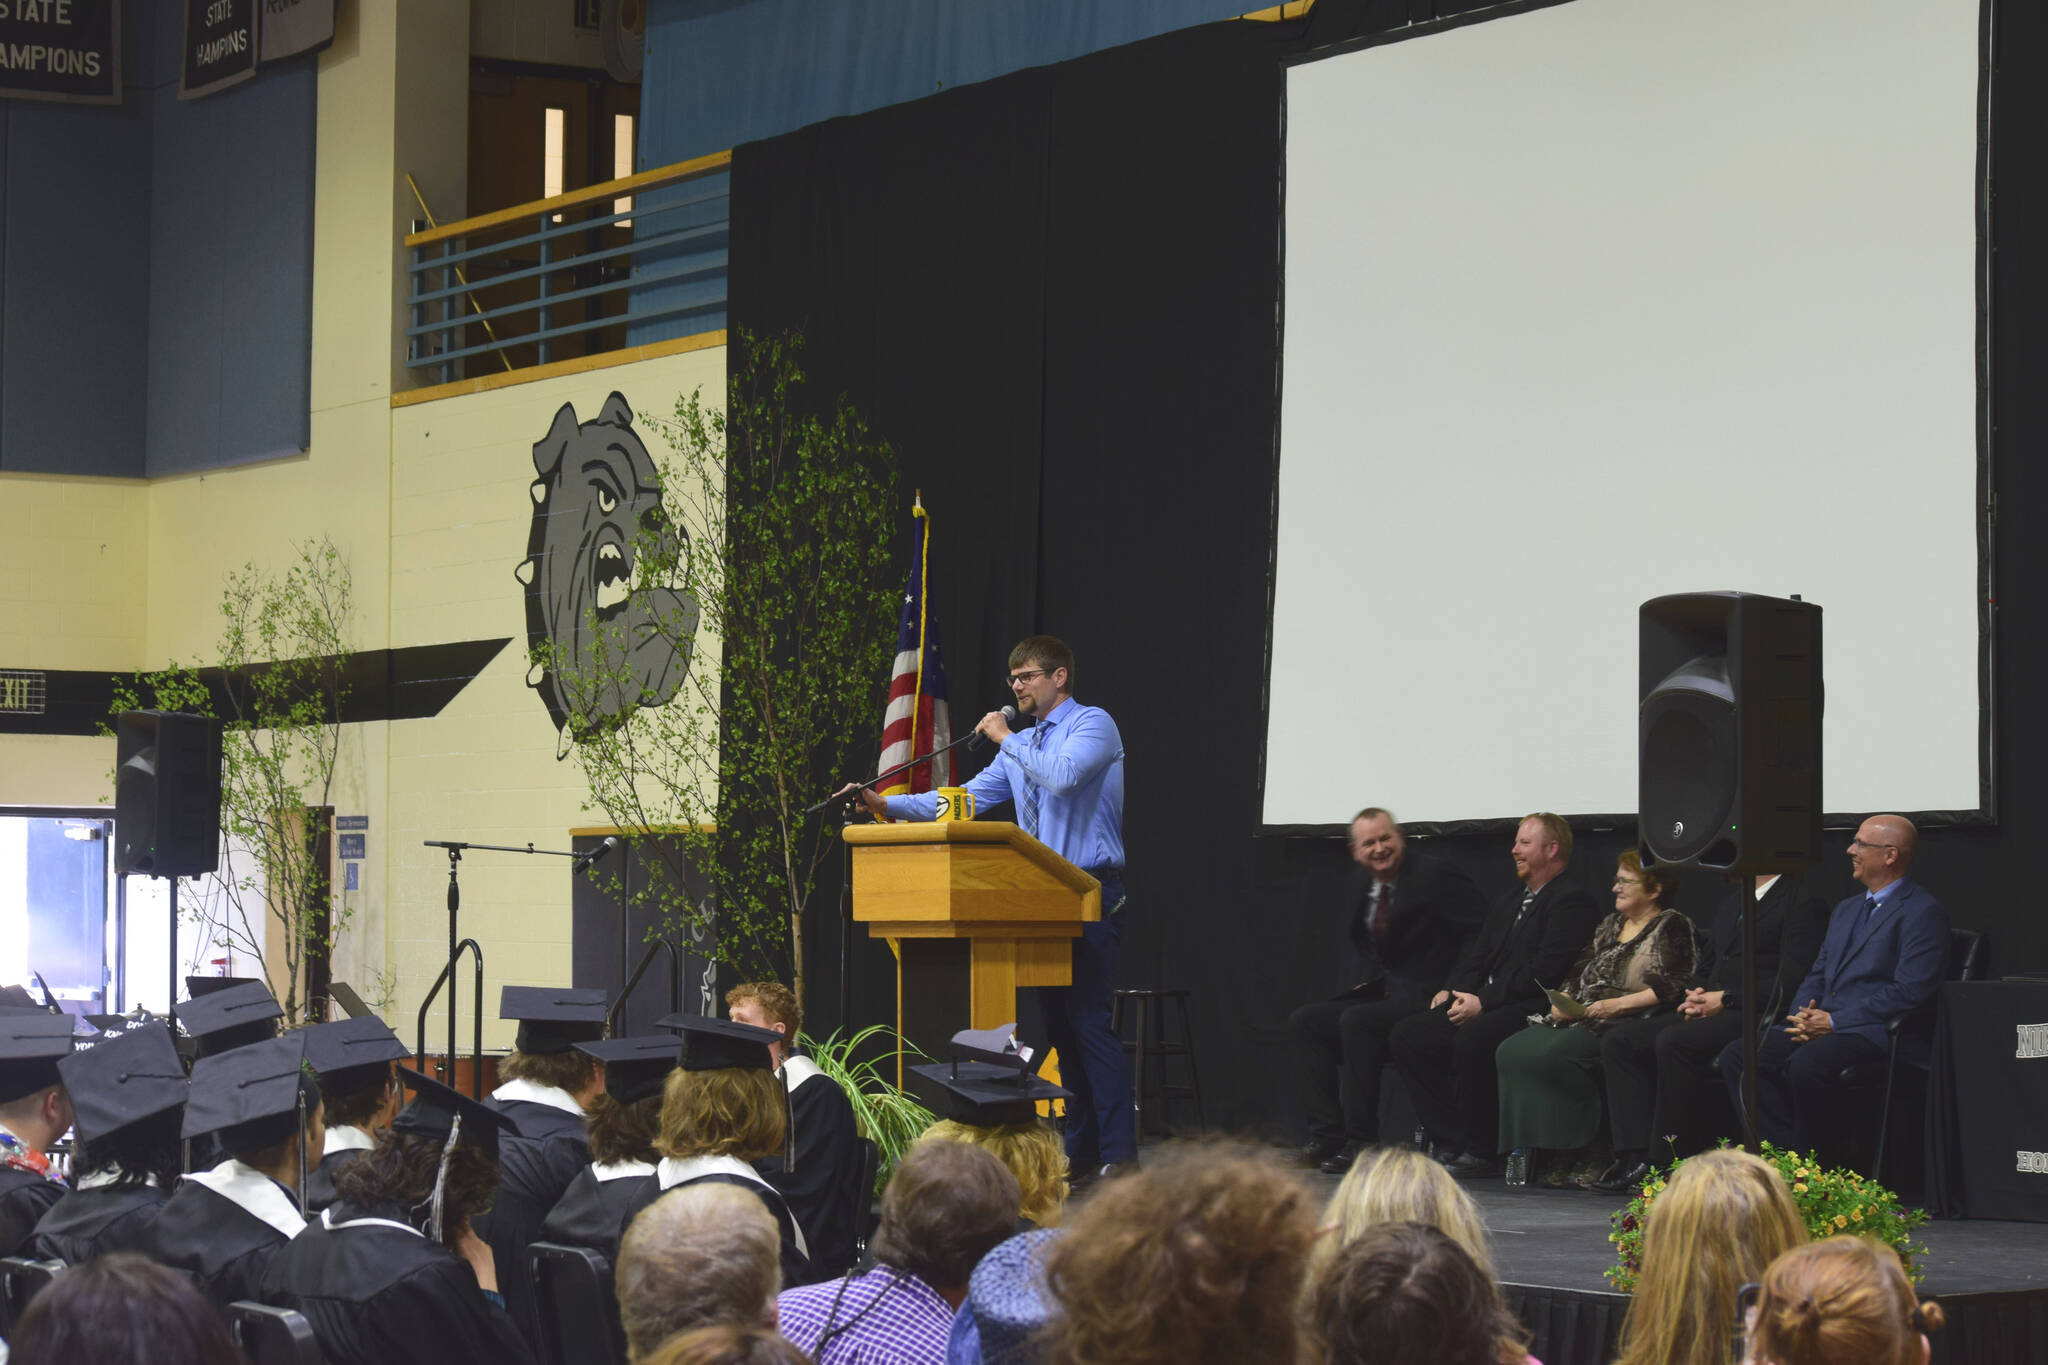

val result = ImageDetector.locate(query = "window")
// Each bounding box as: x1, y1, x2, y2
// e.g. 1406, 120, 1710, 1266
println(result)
614, 113, 635, 226
544, 106, 566, 222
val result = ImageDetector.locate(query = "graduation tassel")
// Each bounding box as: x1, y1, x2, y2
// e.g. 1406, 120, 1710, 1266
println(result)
428, 1114, 462, 1244
296, 1086, 310, 1218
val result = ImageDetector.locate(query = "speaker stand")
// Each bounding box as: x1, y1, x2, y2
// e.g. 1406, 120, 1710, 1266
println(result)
1739, 874, 1760, 1153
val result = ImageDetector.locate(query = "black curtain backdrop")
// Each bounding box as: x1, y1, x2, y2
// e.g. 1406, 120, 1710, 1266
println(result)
729, 0, 2048, 1140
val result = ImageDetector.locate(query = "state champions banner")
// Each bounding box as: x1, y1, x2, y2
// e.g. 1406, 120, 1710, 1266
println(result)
0, 0, 120, 105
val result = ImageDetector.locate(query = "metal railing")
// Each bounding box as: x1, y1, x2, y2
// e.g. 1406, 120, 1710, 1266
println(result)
404, 151, 731, 384
606, 936, 682, 1037
416, 936, 485, 1099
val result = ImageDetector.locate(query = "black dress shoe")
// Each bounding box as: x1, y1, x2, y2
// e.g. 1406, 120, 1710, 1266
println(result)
1444, 1152, 1505, 1180
1301, 1137, 1346, 1168
1318, 1141, 1365, 1176
1094, 1161, 1139, 1183
1590, 1159, 1653, 1194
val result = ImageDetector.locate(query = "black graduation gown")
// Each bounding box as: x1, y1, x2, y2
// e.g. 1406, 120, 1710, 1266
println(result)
0, 1165, 67, 1259
478, 1095, 591, 1346
538, 1164, 658, 1268
147, 1177, 299, 1308
305, 1144, 372, 1214
29, 1183, 169, 1262
757, 1063, 863, 1279
263, 1201, 537, 1365
654, 1165, 814, 1288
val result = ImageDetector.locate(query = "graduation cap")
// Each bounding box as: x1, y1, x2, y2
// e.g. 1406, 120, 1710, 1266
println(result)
577, 1034, 683, 1105
392, 1066, 521, 1161
0, 985, 41, 1012
303, 1016, 410, 1099
0, 1013, 76, 1104
908, 1024, 1072, 1127
58, 1022, 188, 1146
501, 985, 608, 1055
187, 975, 264, 998
654, 1013, 780, 1072
182, 1034, 318, 1156
176, 981, 284, 1059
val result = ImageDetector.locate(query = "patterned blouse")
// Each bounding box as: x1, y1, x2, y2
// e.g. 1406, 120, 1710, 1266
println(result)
1546, 908, 1696, 1033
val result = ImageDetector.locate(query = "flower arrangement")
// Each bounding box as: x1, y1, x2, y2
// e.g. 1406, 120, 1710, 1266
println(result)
1606, 1143, 1929, 1292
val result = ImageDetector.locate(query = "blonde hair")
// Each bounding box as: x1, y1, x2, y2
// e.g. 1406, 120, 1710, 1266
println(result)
655, 1067, 785, 1162
921, 1117, 1069, 1227
1309, 1146, 1494, 1284
1749, 1237, 1944, 1365
1614, 1150, 1807, 1365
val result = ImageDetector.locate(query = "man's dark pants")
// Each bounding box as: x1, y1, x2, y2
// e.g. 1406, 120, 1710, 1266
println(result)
1039, 886, 1135, 1168
1599, 1011, 1743, 1157
1388, 1002, 1529, 1159
1716, 1025, 1884, 1165
1289, 979, 1433, 1146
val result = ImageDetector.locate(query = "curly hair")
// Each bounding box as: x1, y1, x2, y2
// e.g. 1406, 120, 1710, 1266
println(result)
617, 1183, 780, 1361
639, 1324, 812, 1365
501, 1047, 601, 1095
920, 1117, 1068, 1227
1306, 1222, 1529, 1365
1618, 848, 1680, 908
1749, 1236, 1945, 1365
1040, 1142, 1320, 1365
1614, 1149, 1807, 1365
725, 982, 801, 1040
331, 1129, 503, 1241
586, 1092, 664, 1167
10, 1253, 245, 1365
655, 1067, 785, 1162
870, 1138, 1021, 1290
75, 1107, 186, 1191
1309, 1146, 1494, 1286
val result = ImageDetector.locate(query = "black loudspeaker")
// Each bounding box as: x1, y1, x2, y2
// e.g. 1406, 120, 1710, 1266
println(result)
1639, 592, 1821, 872
114, 710, 222, 878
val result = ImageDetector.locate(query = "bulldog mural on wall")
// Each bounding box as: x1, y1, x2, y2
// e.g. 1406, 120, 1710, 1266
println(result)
518, 392, 697, 747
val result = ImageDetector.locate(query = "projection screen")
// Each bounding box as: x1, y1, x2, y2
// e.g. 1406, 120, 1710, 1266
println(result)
1266, 0, 1983, 827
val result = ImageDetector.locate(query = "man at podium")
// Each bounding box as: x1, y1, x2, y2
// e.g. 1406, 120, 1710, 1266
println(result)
846, 634, 1134, 1184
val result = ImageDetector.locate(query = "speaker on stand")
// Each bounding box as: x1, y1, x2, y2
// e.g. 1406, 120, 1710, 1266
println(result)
114, 710, 223, 1022
1638, 592, 1821, 1149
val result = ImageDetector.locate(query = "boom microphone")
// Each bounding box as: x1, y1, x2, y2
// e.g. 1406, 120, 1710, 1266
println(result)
575, 835, 622, 874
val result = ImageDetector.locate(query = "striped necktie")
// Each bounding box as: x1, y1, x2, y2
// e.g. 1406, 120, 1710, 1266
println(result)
1016, 723, 1046, 838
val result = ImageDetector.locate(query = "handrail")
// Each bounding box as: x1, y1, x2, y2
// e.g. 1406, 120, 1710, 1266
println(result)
606, 936, 681, 1037
416, 937, 486, 1099
405, 149, 733, 248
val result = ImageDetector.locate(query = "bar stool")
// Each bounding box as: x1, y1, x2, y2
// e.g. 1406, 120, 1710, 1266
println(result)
1111, 988, 1207, 1138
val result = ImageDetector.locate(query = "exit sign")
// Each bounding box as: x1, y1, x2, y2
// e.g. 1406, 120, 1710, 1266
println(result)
0, 671, 44, 714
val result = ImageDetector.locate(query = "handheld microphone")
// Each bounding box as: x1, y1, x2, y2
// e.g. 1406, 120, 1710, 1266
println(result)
969, 705, 1023, 751
575, 835, 622, 874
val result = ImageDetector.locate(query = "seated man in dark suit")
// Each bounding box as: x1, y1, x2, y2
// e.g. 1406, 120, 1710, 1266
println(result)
1289, 807, 1486, 1174
1717, 814, 1949, 1168
1388, 812, 1603, 1179
1593, 869, 1830, 1190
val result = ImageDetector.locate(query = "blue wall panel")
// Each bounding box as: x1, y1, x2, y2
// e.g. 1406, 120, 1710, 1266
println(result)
640, 0, 1255, 167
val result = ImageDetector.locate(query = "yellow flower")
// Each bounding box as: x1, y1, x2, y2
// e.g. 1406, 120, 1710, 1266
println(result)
1852, 1209, 1864, 1222
1834, 1214, 1848, 1228
1794, 1183, 1808, 1194
1794, 1168, 1809, 1178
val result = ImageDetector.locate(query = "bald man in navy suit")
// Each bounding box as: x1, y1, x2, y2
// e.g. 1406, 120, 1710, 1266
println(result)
1718, 814, 1948, 1166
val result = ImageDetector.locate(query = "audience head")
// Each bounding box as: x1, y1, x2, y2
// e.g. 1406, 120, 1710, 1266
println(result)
1745, 1236, 1943, 1365
1615, 1149, 1808, 1365
8, 1252, 246, 1365
1349, 808, 1405, 879
724, 982, 799, 1067
655, 1064, 786, 1163
871, 1138, 1022, 1299
1041, 1142, 1320, 1365
637, 1324, 813, 1365
1312, 1145, 1495, 1283
1615, 849, 1679, 916
1306, 1221, 1531, 1365
922, 1116, 1069, 1226
1512, 813, 1571, 887
617, 1182, 782, 1360
1848, 815, 1918, 890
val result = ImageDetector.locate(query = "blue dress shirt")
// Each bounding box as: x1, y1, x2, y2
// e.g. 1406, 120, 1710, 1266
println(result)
884, 696, 1125, 878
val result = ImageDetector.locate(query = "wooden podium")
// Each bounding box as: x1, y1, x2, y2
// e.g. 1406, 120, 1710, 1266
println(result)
843, 822, 1099, 1060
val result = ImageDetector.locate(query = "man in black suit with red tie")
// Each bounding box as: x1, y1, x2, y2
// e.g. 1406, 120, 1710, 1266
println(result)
1290, 807, 1486, 1174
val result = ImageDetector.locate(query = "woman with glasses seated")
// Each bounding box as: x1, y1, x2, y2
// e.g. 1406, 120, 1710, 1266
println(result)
1741, 1236, 1943, 1365
1611, 1149, 1806, 1365
1494, 850, 1694, 1184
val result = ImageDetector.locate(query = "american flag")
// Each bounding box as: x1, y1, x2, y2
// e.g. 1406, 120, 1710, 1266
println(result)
877, 497, 952, 795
